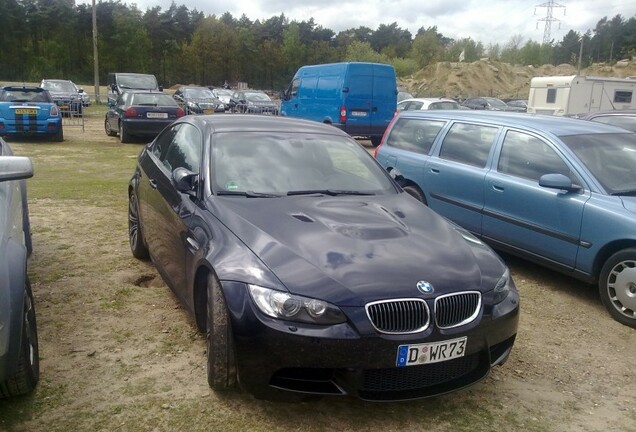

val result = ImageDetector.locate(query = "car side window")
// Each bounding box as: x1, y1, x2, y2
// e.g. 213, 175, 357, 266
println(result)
163, 123, 202, 174
386, 118, 446, 155
151, 124, 180, 160
498, 130, 571, 181
439, 122, 497, 167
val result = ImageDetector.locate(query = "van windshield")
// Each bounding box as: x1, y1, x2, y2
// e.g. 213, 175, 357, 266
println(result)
117, 74, 158, 90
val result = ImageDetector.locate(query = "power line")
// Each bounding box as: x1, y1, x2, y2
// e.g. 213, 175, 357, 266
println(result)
535, 1, 566, 44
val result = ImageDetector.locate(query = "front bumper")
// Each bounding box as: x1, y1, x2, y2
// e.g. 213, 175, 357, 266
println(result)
222, 281, 519, 401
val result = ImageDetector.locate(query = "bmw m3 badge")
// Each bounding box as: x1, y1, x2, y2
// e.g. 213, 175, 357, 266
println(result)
417, 281, 434, 294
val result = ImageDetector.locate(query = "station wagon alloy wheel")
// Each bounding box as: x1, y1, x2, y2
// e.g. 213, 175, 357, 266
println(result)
599, 249, 636, 328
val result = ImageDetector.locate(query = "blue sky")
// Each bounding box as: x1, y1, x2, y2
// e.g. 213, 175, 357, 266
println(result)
82, 0, 636, 46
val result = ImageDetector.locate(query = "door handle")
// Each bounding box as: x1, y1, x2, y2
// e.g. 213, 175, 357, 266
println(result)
429, 167, 440, 174
492, 184, 504, 192
148, 179, 158, 189
186, 236, 200, 252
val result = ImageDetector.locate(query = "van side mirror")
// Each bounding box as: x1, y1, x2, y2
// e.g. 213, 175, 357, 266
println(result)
280, 90, 289, 101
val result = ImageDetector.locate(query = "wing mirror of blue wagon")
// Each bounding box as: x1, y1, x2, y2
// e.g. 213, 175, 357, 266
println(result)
539, 173, 582, 192
172, 167, 198, 194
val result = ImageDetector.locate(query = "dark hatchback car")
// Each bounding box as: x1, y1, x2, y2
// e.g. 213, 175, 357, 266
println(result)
0, 138, 39, 398
105, 91, 185, 143
577, 110, 636, 133
40, 79, 83, 116
127, 115, 519, 401
462, 97, 511, 111
375, 110, 636, 328
229, 90, 279, 115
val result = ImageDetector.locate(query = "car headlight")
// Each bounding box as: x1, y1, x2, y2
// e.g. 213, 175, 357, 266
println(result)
187, 101, 197, 108
493, 269, 511, 304
248, 284, 346, 325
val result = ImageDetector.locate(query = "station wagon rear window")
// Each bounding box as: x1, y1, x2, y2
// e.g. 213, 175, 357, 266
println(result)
386, 118, 446, 154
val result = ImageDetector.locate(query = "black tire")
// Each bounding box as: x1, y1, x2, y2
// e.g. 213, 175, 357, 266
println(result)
0, 277, 39, 398
104, 117, 117, 137
370, 136, 382, 147
128, 191, 149, 259
403, 184, 427, 205
52, 126, 63, 142
119, 121, 131, 143
206, 273, 237, 390
598, 249, 636, 328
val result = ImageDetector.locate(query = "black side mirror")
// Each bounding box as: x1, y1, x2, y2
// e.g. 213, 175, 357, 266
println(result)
172, 167, 198, 194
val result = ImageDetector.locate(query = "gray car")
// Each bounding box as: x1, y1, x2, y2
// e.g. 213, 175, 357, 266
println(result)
0, 137, 39, 398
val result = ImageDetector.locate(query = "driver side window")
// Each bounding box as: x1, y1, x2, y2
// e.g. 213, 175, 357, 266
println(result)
163, 124, 202, 174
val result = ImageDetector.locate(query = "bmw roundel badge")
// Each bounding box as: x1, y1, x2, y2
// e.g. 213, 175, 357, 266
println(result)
416, 280, 434, 294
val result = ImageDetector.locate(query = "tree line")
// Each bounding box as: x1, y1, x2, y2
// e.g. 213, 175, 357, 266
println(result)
1, 0, 635, 90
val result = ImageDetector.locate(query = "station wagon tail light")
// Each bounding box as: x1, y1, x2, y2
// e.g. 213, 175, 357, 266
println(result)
374, 113, 399, 158
124, 107, 138, 118
50, 105, 59, 116
176, 107, 185, 118
248, 284, 346, 325
339, 106, 347, 123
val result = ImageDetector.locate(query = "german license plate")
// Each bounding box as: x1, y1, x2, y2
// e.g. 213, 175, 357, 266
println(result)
350, 111, 367, 117
396, 336, 467, 367
15, 108, 37, 115
203, 109, 213, 114
147, 112, 168, 119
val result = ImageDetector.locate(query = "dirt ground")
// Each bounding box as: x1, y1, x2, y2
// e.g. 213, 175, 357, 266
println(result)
0, 111, 634, 432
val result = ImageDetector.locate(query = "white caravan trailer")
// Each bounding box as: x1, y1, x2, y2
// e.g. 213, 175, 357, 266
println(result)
527, 75, 636, 116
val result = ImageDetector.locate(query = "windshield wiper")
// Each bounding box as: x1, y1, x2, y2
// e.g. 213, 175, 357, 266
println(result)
611, 189, 636, 196
287, 189, 375, 196
217, 190, 282, 198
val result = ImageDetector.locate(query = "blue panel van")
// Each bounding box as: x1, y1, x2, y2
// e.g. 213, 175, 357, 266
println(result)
280, 62, 397, 146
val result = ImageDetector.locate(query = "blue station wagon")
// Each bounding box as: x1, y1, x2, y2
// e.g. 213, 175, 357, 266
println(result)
375, 110, 636, 328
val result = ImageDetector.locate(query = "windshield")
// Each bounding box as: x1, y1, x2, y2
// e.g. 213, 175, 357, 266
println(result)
118, 74, 158, 90
213, 89, 232, 97
184, 88, 215, 99
560, 132, 636, 194
212, 132, 395, 196
42, 81, 76, 93
244, 92, 271, 102
485, 98, 508, 108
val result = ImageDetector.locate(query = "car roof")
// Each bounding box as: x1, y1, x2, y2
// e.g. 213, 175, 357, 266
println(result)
396, 110, 631, 136
2, 85, 46, 92
401, 98, 456, 103
578, 109, 636, 119
183, 114, 353, 136
41, 79, 73, 83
